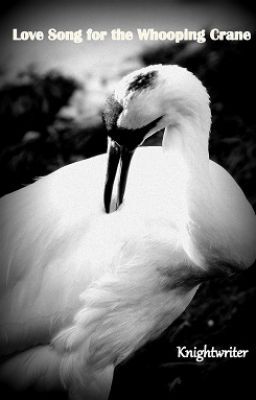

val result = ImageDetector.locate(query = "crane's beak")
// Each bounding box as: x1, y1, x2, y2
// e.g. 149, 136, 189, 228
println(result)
104, 140, 135, 213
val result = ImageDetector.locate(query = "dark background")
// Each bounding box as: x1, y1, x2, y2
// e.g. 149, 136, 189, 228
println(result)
0, 1, 256, 399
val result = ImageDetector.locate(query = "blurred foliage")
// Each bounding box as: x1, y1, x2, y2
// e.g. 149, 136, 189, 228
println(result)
0, 69, 107, 196
0, 69, 78, 146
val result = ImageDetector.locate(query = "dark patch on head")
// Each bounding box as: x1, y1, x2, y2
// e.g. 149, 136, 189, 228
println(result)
128, 70, 158, 93
102, 94, 123, 131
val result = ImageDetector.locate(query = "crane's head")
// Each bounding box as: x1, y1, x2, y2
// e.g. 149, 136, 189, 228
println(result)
102, 64, 210, 213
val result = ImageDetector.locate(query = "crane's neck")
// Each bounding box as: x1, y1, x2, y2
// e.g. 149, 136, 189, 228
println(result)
162, 97, 211, 192
162, 68, 212, 187
162, 108, 215, 268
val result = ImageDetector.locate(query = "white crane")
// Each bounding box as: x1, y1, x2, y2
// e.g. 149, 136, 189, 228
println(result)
0, 64, 255, 400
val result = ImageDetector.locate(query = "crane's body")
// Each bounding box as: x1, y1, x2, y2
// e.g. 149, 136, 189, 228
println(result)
0, 64, 255, 399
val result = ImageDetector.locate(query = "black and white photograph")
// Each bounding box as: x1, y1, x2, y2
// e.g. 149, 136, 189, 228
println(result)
0, 1, 256, 399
